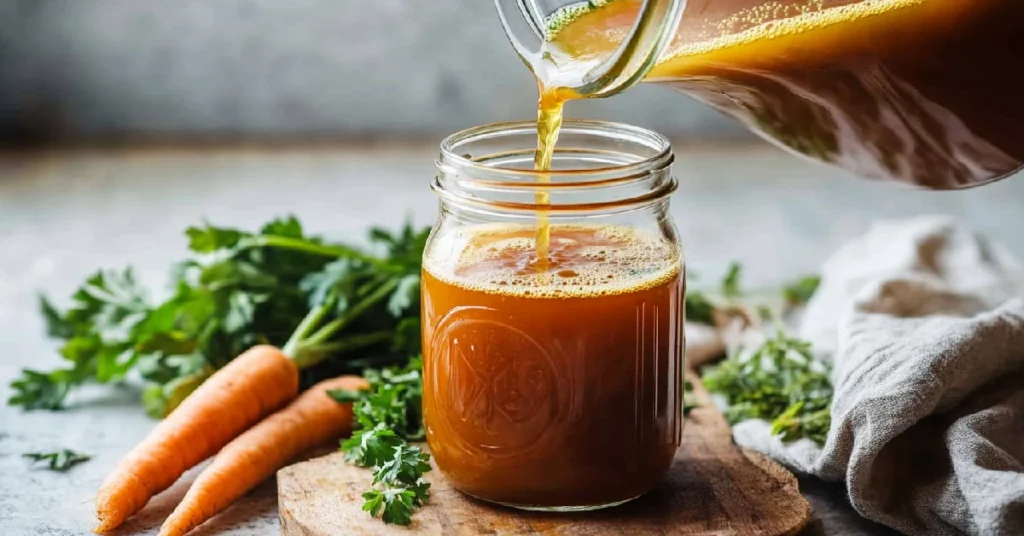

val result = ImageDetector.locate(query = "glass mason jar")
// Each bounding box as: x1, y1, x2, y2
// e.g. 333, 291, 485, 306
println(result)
421, 120, 685, 511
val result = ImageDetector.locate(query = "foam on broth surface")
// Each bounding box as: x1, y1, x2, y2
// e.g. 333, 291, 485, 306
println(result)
424, 224, 681, 299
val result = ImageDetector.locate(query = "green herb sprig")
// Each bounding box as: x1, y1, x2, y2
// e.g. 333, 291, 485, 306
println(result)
783, 275, 821, 307
10, 217, 429, 418
683, 379, 699, 416
720, 262, 743, 299
684, 262, 746, 325
703, 328, 832, 445
329, 357, 430, 526
684, 290, 716, 325
23, 449, 91, 471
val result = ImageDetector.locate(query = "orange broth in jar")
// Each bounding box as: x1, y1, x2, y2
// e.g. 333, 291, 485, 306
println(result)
422, 223, 684, 509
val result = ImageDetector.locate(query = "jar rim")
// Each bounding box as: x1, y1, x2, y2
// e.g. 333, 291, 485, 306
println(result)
438, 119, 673, 186
434, 120, 676, 215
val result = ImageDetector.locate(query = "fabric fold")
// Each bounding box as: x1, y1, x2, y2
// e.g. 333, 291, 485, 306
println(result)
729, 217, 1024, 535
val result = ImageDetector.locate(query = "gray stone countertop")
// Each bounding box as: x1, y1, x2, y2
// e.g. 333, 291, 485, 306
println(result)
3, 142, 1023, 535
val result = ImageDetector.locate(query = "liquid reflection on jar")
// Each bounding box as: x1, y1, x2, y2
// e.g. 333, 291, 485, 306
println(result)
421, 121, 685, 511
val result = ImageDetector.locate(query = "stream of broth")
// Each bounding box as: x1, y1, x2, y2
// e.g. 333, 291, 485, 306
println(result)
531, 88, 566, 271
539, 0, 1024, 188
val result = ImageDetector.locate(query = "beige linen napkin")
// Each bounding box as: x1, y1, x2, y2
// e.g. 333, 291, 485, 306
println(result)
703, 217, 1024, 536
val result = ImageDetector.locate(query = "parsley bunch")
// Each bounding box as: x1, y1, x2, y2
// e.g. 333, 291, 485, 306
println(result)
703, 328, 833, 445
9, 216, 429, 417
329, 357, 430, 525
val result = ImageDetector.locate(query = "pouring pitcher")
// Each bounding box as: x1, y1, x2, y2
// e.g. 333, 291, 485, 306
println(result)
494, 0, 1024, 189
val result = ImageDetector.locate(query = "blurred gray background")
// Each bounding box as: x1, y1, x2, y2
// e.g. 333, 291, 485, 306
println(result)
0, 0, 748, 142
2, 3, 1023, 535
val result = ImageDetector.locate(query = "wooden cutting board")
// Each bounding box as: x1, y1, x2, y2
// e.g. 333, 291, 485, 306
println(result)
278, 373, 810, 535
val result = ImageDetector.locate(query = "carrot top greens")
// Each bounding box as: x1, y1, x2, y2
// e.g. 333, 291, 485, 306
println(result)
9, 216, 428, 418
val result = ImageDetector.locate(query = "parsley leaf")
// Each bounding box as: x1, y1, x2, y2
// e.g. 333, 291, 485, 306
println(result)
337, 423, 404, 467
23, 449, 91, 471
9, 370, 71, 410
387, 275, 421, 317
333, 356, 424, 443
683, 379, 699, 416
186, 224, 244, 252
721, 262, 743, 298
373, 444, 431, 487
362, 483, 430, 526
783, 275, 821, 306
685, 291, 715, 325
369, 221, 431, 272
332, 357, 431, 525
684, 263, 745, 325
9, 270, 147, 410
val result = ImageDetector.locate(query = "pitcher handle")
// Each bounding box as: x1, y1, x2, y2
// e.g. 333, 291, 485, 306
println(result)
494, 0, 686, 98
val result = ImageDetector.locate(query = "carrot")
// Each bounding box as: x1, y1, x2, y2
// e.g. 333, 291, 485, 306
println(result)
158, 376, 367, 536
94, 345, 299, 533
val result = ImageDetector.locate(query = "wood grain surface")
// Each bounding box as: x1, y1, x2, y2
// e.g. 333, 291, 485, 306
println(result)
278, 373, 810, 535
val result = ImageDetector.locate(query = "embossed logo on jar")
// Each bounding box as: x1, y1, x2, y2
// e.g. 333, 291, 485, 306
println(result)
430, 306, 560, 454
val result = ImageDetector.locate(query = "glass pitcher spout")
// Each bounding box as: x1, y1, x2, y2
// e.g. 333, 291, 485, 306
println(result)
494, 0, 685, 98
